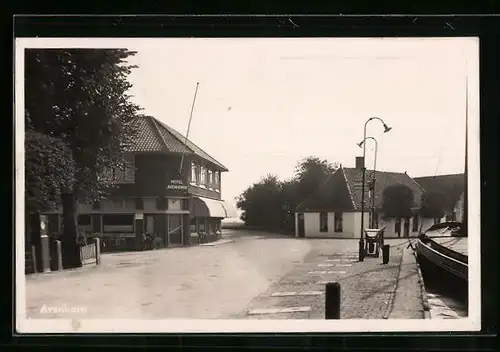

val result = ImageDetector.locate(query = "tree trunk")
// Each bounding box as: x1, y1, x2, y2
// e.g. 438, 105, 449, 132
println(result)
61, 192, 82, 269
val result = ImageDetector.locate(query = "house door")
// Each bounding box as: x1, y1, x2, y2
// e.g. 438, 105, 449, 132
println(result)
168, 214, 183, 246
403, 218, 410, 237
297, 213, 305, 238
145, 216, 154, 233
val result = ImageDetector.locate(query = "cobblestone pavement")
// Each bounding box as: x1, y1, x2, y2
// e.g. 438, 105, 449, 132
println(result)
236, 239, 424, 319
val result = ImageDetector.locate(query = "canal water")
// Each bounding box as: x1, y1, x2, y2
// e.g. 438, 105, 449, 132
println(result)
425, 287, 468, 319
418, 263, 468, 319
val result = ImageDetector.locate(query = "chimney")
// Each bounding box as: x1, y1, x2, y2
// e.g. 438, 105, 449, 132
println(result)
355, 156, 365, 169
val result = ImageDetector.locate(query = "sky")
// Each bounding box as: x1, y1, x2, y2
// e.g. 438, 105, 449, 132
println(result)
123, 38, 478, 211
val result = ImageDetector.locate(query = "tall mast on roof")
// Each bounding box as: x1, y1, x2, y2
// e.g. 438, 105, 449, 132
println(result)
179, 82, 200, 175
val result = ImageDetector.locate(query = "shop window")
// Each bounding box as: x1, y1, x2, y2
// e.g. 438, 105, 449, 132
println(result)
319, 212, 328, 232
190, 218, 197, 233
199, 219, 206, 233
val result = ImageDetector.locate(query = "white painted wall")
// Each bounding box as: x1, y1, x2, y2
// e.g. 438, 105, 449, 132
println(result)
301, 212, 357, 238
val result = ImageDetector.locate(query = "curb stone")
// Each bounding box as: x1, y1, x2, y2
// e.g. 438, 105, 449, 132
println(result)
411, 245, 431, 319
382, 245, 405, 319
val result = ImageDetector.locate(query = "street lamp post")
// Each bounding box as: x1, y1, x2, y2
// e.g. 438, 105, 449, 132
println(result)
358, 117, 391, 262
357, 136, 378, 229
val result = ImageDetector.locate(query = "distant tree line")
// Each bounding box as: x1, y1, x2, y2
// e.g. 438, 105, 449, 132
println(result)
236, 157, 338, 234
237, 159, 448, 235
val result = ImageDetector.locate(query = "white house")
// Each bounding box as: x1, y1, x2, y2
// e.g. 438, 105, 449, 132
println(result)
295, 157, 425, 239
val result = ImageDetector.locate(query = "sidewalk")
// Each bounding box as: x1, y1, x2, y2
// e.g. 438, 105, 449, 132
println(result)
237, 239, 426, 319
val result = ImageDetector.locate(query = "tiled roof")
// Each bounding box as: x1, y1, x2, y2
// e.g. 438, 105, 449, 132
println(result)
155, 119, 228, 171
343, 168, 425, 210
413, 173, 465, 210
128, 115, 228, 171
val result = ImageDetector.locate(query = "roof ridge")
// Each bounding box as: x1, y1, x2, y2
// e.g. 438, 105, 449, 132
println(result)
154, 118, 228, 170
149, 116, 195, 154
159, 120, 226, 167
147, 116, 170, 151
341, 167, 357, 210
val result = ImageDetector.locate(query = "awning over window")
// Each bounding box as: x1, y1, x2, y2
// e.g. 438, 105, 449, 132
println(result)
192, 197, 228, 218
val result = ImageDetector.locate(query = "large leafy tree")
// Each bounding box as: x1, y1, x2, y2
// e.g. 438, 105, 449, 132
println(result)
25, 49, 140, 268
236, 157, 339, 233
380, 184, 414, 220
294, 157, 337, 202
420, 191, 446, 219
237, 174, 283, 229
25, 130, 75, 213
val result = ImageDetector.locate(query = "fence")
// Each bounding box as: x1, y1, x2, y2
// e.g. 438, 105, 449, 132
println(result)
79, 238, 100, 266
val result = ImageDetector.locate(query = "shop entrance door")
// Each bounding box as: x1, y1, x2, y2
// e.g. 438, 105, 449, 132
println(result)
168, 214, 183, 246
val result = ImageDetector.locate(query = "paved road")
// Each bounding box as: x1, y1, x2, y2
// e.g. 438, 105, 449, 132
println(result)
25, 231, 313, 319
24, 231, 421, 320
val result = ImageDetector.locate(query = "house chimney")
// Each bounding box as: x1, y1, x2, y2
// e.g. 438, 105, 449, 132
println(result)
355, 157, 365, 169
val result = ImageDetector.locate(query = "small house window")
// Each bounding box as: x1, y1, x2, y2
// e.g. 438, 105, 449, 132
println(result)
334, 212, 343, 232
434, 218, 441, 224
412, 214, 419, 232
319, 212, 328, 232
190, 218, 197, 233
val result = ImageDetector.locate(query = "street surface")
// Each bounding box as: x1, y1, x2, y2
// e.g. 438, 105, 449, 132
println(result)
25, 231, 423, 320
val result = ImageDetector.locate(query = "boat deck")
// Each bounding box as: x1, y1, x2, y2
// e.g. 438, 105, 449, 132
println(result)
431, 237, 468, 257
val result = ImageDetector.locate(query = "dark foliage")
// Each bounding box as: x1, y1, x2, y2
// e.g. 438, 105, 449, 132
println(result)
236, 157, 338, 233
420, 191, 446, 219
25, 130, 75, 212
380, 184, 414, 220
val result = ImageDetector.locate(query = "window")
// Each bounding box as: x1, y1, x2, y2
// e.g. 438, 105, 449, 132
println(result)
102, 214, 134, 233
319, 212, 328, 232
214, 171, 220, 188
191, 162, 198, 184
200, 167, 207, 186
110, 199, 135, 209
434, 218, 441, 224
168, 198, 181, 210
182, 199, 189, 210
112, 199, 124, 209
445, 213, 455, 222
412, 214, 419, 232
334, 212, 343, 232
190, 218, 197, 233
207, 170, 213, 188
77, 215, 91, 226
199, 219, 206, 232
113, 155, 135, 184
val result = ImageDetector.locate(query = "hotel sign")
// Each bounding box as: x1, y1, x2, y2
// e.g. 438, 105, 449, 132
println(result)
167, 179, 188, 190
166, 179, 189, 195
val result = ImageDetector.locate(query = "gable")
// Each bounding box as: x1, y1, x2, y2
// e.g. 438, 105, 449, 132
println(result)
296, 168, 356, 212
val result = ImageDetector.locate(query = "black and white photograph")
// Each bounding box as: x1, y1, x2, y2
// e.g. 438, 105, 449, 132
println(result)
15, 37, 480, 333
